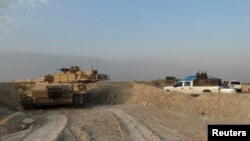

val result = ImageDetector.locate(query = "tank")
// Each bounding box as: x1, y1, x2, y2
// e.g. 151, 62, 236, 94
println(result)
20, 66, 109, 109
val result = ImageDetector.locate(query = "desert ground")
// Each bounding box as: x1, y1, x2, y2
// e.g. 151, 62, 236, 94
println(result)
0, 82, 250, 141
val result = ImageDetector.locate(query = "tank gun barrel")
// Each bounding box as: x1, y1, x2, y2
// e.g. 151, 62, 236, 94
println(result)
57, 68, 71, 73
58, 66, 80, 73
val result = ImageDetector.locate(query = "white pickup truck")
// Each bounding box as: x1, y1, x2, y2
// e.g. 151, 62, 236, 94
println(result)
163, 81, 236, 94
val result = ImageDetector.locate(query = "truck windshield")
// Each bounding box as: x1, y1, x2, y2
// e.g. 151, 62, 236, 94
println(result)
174, 82, 183, 87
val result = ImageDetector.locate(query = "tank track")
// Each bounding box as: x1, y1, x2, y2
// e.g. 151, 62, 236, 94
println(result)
21, 94, 36, 109
73, 94, 86, 107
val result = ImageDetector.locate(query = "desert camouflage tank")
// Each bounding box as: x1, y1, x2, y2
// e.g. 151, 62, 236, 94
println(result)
20, 66, 109, 109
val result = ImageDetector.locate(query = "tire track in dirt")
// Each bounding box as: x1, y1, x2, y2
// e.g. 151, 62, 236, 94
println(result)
0, 126, 33, 141
120, 106, 207, 141
61, 107, 125, 141
57, 106, 206, 141
0, 112, 20, 125
46, 108, 91, 141
62, 128, 77, 141
0, 113, 67, 141
23, 115, 67, 141
109, 112, 127, 141
109, 108, 161, 141
62, 126, 90, 141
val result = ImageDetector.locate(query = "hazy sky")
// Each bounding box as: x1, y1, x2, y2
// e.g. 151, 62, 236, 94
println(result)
0, 0, 250, 82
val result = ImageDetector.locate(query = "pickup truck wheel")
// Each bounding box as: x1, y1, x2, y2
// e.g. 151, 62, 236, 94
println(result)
202, 90, 212, 94
237, 89, 242, 93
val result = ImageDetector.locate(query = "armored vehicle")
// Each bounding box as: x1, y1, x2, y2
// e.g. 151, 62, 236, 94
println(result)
20, 66, 109, 109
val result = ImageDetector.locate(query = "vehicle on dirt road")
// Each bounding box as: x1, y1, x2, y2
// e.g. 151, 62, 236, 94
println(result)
18, 66, 109, 109
163, 72, 236, 94
163, 80, 236, 94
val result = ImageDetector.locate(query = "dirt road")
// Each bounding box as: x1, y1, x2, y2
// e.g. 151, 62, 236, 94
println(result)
2, 104, 249, 141
26, 104, 248, 141
0, 104, 249, 141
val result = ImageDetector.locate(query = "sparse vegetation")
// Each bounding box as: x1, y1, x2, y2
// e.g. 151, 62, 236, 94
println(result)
165, 76, 178, 81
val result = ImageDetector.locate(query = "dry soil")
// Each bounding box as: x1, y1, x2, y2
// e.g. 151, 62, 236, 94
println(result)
0, 82, 250, 141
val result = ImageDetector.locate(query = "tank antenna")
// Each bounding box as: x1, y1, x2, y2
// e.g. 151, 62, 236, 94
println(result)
79, 47, 82, 69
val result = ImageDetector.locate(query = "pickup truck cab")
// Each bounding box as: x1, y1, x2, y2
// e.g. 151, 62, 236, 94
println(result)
163, 81, 236, 94
228, 80, 242, 92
